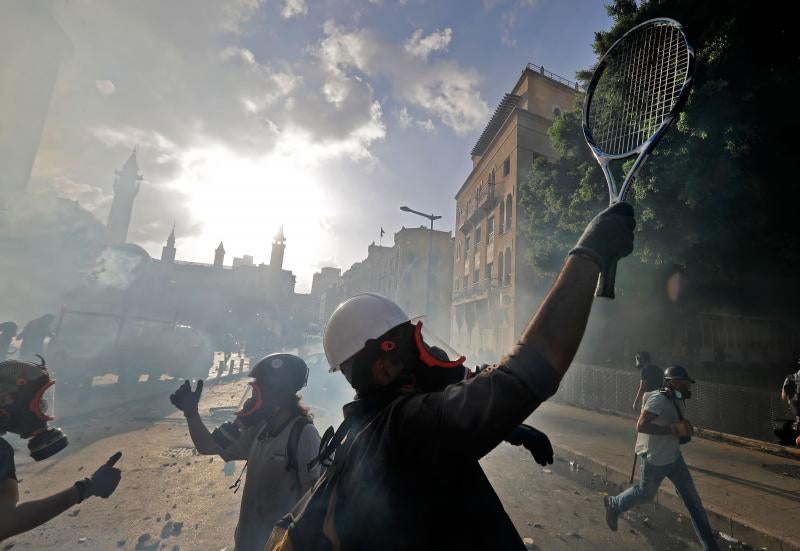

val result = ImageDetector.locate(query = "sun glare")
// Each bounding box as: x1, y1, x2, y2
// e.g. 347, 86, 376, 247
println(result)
171, 142, 330, 291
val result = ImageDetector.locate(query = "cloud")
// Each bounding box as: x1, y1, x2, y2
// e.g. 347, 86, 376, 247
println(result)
500, 12, 516, 47
281, 0, 308, 19
95, 80, 116, 95
396, 106, 412, 128
395, 106, 437, 133
9, 1, 388, 253
318, 22, 489, 134
403, 28, 452, 60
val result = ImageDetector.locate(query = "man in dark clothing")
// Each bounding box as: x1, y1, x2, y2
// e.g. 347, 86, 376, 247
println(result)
632, 351, 662, 411
266, 202, 636, 550
18, 315, 55, 361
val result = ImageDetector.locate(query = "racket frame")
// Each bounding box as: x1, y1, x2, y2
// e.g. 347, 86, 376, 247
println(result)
581, 17, 695, 298
582, 17, 695, 204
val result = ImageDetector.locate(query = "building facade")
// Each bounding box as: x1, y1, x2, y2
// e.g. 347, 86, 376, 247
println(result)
451, 64, 578, 361
324, 226, 454, 341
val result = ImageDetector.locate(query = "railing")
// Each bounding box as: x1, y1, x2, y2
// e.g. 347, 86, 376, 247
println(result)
526, 63, 582, 91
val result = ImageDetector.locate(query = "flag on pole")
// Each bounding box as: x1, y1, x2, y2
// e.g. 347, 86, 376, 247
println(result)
380, 227, 385, 238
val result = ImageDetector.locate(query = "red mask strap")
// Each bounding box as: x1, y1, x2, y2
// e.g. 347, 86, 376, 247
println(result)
235, 382, 264, 418
29, 380, 55, 421
413, 322, 465, 368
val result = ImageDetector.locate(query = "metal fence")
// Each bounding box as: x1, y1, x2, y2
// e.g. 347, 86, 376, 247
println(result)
552, 362, 793, 442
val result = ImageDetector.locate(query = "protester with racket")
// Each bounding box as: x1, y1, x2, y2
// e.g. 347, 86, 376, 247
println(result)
587, 18, 720, 550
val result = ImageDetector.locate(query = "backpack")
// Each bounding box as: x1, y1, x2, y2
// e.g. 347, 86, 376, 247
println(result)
285, 416, 312, 494
265, 412, 363, 551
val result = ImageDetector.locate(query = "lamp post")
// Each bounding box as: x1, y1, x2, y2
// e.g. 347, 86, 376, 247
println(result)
400, 205, 442, 321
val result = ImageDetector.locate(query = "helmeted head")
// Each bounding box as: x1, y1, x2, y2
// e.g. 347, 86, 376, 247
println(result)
323, 293, 465, 393
0, 356, 68, 460
635, 351, 651, 369
236, 353, 309, 425
663, 365, 695, 399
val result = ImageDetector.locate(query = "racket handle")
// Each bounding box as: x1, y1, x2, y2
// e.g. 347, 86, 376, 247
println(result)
596, 261, 617, 299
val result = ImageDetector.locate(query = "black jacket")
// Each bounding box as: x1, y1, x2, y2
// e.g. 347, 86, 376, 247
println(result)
325, 343, 560, 550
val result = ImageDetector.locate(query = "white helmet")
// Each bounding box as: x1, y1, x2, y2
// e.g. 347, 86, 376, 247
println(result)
323, 293, 410, 371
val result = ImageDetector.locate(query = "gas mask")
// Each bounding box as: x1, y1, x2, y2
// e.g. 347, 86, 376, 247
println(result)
234, 381, 269, 427
0, 357, 68, 461
351, 321, 467, 393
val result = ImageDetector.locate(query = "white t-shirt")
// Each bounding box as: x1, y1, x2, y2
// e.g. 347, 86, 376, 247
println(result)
634, 391, 684, 466
222, 417, 321, 551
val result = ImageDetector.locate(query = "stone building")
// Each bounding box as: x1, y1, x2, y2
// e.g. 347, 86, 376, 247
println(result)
451, 63, 578, 360
328, 226, 454, 342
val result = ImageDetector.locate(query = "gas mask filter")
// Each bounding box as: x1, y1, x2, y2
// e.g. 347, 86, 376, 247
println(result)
211, 420, 242, 449
0, 357, 69, 461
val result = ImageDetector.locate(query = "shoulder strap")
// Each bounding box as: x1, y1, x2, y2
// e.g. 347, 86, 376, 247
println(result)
286, 416, 312, 492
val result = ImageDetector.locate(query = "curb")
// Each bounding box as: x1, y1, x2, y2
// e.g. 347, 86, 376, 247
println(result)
551, 441, 800, 551
562, 401, 800, 461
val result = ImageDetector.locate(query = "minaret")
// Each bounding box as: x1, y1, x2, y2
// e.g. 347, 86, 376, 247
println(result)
269, 226, 286, 270
214, 242, 225, 269
161, 224, 176, 264
106, 149, 142, 245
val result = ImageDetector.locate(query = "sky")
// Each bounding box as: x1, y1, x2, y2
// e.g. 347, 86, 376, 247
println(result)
16, 0, 612, 292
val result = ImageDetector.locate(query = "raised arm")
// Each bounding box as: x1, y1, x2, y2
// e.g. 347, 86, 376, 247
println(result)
402, 203, 635, 459
170, 380, 225, 456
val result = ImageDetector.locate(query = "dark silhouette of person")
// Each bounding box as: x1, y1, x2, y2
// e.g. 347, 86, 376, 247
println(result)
0, 323, 17, 359
18, 315, 55, 361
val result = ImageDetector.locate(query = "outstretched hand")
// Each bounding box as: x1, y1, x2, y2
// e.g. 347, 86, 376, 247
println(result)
170, 379, 204, 417
505, 424, 554, 466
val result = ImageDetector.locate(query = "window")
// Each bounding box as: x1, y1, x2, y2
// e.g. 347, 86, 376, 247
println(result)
465, 236, 470, 256
505, 194, 513, 229
499, 202, 505, 235
498, 251, 504, 281
456, 242, 461, 260
467, 199, 473, 217
504, 247, 512, 285
455, 277, 459, 291
503, 156, 510, 177
472, 269, 479, 286
463, 275, 468, 289
553, 106, 562, 118
474, 226, 481, 252
486, 215, 494, 242
485, 262, 493, 281
489, 168, 496, 185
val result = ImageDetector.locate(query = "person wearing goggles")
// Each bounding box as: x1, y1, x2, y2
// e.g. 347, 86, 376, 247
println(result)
170, 353, 321, 551
0, 357, 122, 542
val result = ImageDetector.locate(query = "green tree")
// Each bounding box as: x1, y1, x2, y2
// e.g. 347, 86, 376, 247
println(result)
519, 0, 800, 313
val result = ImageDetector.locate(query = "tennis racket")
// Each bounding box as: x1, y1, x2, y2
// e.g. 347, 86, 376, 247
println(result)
583, 18, 695, 298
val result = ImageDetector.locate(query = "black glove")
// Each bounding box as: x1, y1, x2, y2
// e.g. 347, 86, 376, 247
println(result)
170, 379, 203, 417
75, 452, 122, 501
505, 424, 554, 466
569, 202, 635, 270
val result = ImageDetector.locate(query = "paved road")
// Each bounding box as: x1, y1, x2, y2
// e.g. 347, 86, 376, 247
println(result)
4, 378, 727, 550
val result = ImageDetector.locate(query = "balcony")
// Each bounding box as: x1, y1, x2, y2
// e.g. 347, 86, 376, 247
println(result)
452, 278, 493, 305
458, 182, 499, 235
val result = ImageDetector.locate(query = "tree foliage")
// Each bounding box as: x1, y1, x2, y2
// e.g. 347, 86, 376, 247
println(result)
519, 0, 800, 313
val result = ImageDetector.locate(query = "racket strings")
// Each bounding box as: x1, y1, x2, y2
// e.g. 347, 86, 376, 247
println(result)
589, 22, 690, 155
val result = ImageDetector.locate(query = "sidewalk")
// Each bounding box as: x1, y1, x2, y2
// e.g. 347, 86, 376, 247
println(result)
527, 402, 800, 550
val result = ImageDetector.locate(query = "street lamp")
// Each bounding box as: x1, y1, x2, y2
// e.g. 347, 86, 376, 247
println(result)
400, 205, 442, 321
